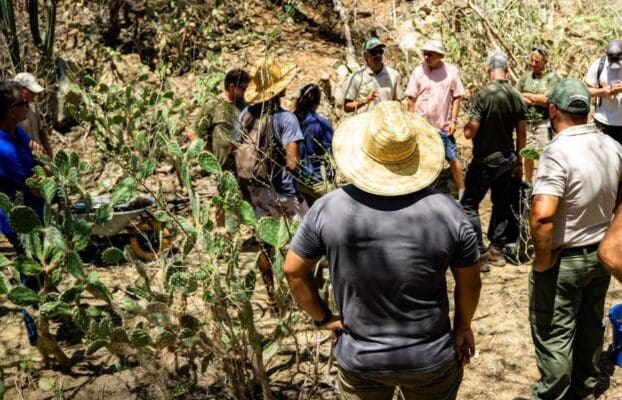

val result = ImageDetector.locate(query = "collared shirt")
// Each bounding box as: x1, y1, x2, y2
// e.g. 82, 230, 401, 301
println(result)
585, 58, 622, 126
533, 123, 622, 248
344, 65, 404, 113
405, 62, 465, 131
515, 70, 560, 121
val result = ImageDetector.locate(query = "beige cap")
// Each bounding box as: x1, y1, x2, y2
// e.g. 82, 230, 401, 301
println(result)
14, 72, 44, 93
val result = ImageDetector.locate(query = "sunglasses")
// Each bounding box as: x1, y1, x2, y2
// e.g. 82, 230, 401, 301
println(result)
423, 51, 439, 57
10, 100, 29, 109
368, 49, 384, 56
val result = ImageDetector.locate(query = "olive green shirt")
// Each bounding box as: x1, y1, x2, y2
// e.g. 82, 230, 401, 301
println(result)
515, 71, 560, 121
195, 96, 246, 170
468, 79, 526, 160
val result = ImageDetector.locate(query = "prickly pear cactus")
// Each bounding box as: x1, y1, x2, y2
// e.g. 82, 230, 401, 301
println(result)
9, 206, 41, 234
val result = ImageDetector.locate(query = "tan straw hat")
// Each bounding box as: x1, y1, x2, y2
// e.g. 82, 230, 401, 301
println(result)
333, 101, 444, 196
244, 57, 298, 104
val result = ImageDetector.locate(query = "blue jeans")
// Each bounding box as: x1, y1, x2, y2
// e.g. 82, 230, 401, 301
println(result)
460, 152, 519, 253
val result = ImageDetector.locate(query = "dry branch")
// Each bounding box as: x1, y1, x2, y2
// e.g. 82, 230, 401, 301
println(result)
332, 0, 358, 70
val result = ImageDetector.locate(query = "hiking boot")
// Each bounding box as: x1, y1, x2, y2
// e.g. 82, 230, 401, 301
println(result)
487, 246, 506, 267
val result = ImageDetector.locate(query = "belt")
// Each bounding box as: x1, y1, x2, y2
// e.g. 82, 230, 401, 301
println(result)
560, 243, 599, 258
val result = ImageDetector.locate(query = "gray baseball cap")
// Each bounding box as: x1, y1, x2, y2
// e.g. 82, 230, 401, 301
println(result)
486, 49, 508, 70
607, 39, 622, 69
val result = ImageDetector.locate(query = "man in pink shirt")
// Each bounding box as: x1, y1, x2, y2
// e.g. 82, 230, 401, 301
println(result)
406, 40, 465, 197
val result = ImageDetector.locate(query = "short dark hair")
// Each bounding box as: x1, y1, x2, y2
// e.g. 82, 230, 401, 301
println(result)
224, 68, 250, 87
556, 105, 588, 121
294, 83, 321, 121
0, 81, 22, 121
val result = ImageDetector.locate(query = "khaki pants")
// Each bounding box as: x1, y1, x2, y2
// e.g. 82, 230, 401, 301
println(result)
337, 356, 463, 400
529, 248, 610, 400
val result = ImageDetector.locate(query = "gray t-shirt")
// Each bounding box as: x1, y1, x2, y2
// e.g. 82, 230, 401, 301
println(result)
290, 185, 479, 373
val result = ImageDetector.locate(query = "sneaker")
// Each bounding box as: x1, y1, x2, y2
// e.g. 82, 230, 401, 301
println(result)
487, 246, 506, 267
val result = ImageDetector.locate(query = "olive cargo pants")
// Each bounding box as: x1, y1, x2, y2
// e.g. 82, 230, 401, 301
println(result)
529, 248, 610, 400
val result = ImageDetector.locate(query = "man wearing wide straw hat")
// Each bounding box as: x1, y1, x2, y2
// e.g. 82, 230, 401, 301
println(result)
284, 101, 481, 399
233, 57, 307, 306
343, 37, 404, 113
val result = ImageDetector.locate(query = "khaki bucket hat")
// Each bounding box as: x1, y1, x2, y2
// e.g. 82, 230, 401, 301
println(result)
333, 101, 444, 196
244, 58, 298, 104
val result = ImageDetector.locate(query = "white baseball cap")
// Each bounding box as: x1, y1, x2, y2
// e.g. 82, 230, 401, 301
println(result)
421, 40, 446, 55
14, 72, 44, 93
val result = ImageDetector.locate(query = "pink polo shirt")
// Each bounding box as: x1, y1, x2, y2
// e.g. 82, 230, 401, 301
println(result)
405, 62, 465, 131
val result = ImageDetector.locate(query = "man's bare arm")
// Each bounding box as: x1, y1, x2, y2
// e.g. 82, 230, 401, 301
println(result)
344, 90, 379, 113
451, 264, 481, 364
284, 251, 343, 330
598, 181, 622, 279
285, 142, 300, 172
463, 120, 480, 140
407, 96, 417, 113
530, 194, 561, 271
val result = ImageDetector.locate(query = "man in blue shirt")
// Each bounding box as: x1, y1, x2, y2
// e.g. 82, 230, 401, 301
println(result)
0, 81, 45, 247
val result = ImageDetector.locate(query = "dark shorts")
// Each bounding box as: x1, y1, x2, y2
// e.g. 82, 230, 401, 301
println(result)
595, 120, 622, 145
439, 131, 458, 162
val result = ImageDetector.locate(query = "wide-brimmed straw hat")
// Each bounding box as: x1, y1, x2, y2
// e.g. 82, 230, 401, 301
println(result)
333, 101, 444, 196
244, 58, 298, 104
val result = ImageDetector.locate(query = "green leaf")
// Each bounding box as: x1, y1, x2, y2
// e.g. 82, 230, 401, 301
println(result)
238, 201, 256, 226
60, 285, 85, 303
101, 247, 124, 264
136, 159, 157, 180
186, 138, 205, 158
8, 287, 40, 306
38, 377, 55, 392
110, 328, 130, 343
86, 339, 107, 355
40, 301, 72, 319
198, 152, 222, 174
0, 273, 10, 295
79, 161, 90, 174
44, 227, 66, 250
257, 217, 280, 247
65, 252, 86, 280
155, 330, 175, 348
9, 206, 41, 234
14, 256, 42, 275
153, 210, 170, 223
111, 178, 137, 206
87, 280, 112, 303
54, 150, 70, 174
167, 141, 184, 158
82, 76, 97, 87
120, 298, 144, 316
272, 249, 285, 282
94, 204, 113, 224
218, 172, 239, 195
262, 341, 279, 362
0, 193, 10, 212
0, 254, 10, 268
131, 329, 152, 347
40, 178, 56, 204
520, 148, 540, 160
